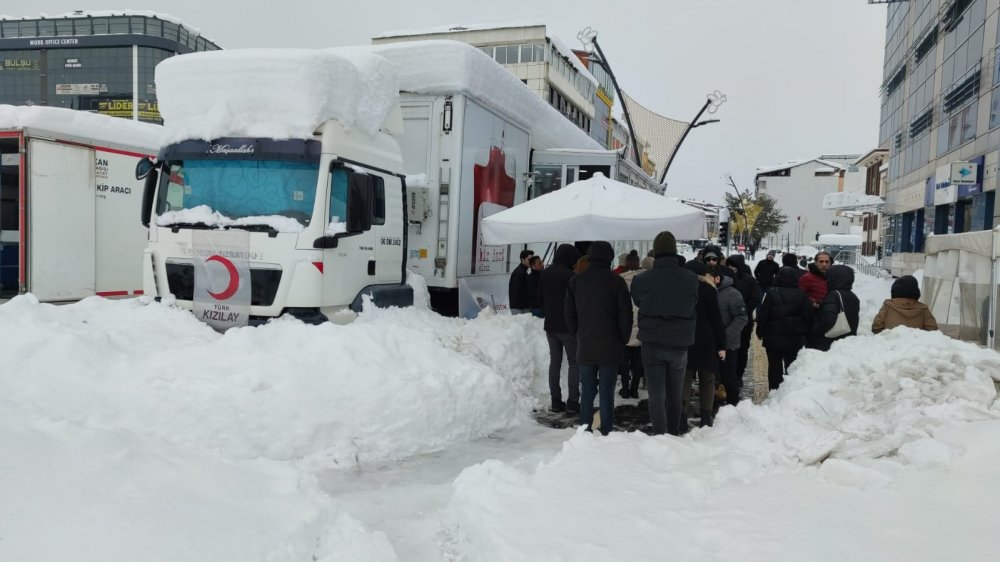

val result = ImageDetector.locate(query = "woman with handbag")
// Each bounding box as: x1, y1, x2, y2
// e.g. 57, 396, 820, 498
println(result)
813, 265, 860, 352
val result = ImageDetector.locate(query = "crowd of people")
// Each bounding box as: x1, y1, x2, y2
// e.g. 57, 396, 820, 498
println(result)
509, 233, 940, 436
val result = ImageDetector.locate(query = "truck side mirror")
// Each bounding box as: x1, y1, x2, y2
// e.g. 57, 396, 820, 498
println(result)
135, 157, 155, 180
141, 168, 158, 228
347, 173, 374, 233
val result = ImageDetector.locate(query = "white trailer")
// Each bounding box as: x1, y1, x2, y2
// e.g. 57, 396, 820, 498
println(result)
140, 42, 605, 324
0, 106, 161, 302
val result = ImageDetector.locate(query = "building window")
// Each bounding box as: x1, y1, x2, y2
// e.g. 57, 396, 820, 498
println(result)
73, 19, 92, 35
37, 20, 55, 37
109, 17, 129, 34
56, 20, 74, 36
92, 18, 109, 34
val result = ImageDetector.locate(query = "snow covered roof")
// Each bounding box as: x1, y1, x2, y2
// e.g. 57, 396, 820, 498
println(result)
372, 41, 599, 150
373, 22, 599, 88
756, 158, 846, 176
814, 166, 837, 174
155, 42, 599, 151
374, 21, 547, 39
0, 104, 163, 153
156, 48, 400, 144
2, 10, 202, 36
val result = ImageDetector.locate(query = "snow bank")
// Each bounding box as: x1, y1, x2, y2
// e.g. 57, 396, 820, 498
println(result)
156, 48, 399, 144
0, 400, 397, 562
0, 294, 547, 467
446, 329, 1000, 561
0, 104, 162, 152
0, 291, 554, 561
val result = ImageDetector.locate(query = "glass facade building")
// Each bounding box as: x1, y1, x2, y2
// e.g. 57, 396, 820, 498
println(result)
0, 12, 220, 124
879, 0, 1000, 274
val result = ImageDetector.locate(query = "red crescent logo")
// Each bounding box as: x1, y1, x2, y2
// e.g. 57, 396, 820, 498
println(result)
205, 255, 240, 301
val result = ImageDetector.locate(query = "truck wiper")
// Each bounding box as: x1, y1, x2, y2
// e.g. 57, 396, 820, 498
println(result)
167, 221, 214, 232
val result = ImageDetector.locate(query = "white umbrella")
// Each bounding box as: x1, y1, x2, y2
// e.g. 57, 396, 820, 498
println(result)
481, 172, 706, 244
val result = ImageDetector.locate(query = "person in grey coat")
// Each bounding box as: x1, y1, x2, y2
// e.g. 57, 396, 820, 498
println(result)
630, 231, 699, 436
712, 265, 748, 407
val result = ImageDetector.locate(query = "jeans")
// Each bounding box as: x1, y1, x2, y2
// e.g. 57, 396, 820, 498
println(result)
642, 343, 687, 435
766, 347, 800, 390
579, 363, 617, 435
546, 331, 580, 405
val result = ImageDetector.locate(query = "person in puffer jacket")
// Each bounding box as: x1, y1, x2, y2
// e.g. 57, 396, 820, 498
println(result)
813, 265, 861, 351
756, 267, 813, 390
872, 275, 938, 333
712, 266, 748, 406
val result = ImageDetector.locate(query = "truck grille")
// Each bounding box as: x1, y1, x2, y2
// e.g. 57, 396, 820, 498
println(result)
165, 263, 281, 307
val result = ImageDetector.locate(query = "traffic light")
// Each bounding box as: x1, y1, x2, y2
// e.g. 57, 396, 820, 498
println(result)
718, 221, 729, 246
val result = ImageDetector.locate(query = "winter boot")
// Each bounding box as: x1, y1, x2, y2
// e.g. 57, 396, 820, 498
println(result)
699, 410, 714, 428
551, 400, 566, 413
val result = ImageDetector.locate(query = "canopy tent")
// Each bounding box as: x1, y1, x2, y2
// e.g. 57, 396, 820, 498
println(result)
480, 173, 706, 244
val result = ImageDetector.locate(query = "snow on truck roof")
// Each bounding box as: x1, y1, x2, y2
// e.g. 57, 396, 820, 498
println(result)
156, 41, 600, 151
0, 105, 163, 153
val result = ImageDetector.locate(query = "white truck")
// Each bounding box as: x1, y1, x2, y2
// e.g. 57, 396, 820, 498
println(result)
0, 106, 161, 302
140, 42, 610, 324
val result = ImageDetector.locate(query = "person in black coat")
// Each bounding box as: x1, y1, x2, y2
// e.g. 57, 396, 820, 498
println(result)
565, 241, 633, 434
523, 256, 544, 317
538, 244, 581, 412
682, 260, 726, 428
508, 249, 534, 313
813, 265, 861, 352
754, 250, 781, 291
756, 267, 813, 390
782, 253, 805, 279
725, 254, 760, 390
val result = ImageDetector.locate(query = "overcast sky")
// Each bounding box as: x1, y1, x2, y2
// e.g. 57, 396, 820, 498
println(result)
18, 0, 888, 203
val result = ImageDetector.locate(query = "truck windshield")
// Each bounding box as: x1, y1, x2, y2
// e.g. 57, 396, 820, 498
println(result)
156, 160, 318, 228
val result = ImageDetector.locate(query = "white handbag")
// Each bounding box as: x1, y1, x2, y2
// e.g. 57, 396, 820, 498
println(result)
824, 291, 852, 339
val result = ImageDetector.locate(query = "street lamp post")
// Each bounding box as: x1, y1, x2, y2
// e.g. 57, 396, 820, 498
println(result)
659, 91, 726, 185
578, 27, 642, 167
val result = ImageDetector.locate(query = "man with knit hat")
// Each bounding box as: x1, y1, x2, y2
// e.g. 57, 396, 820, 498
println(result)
564, 241, 633, 435
630, 231, 699, 435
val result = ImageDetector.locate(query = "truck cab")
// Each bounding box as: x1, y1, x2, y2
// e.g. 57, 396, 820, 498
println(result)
140, 119, 412, 325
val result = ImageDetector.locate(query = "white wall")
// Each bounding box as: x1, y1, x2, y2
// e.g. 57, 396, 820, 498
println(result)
757, 161, 849, 245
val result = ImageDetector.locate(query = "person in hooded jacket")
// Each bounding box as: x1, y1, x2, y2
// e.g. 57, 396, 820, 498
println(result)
508, 249, 534, 313
712, 266, 748, 407
813, 265, 861, 351
565, 241, 633, 435
538, 244, 581, 413
872, 275, 938, 333
681, 260, 726, 429
725, 253, 760, 390
756, 266, 813, 390
631, 231, 699, 436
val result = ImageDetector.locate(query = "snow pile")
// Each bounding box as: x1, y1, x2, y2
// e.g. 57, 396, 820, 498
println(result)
156, 48, 400, 143
445, 328, 1000, 561
0, 104, 162, 152
373, 41, 600, 151
0, 292, 553, 561
0, 294, 547, 467
0, 399, 397, 562
157, 204, 306, 233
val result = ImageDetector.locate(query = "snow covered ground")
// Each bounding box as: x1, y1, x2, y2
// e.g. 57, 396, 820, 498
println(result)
2, 269, 998, 561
